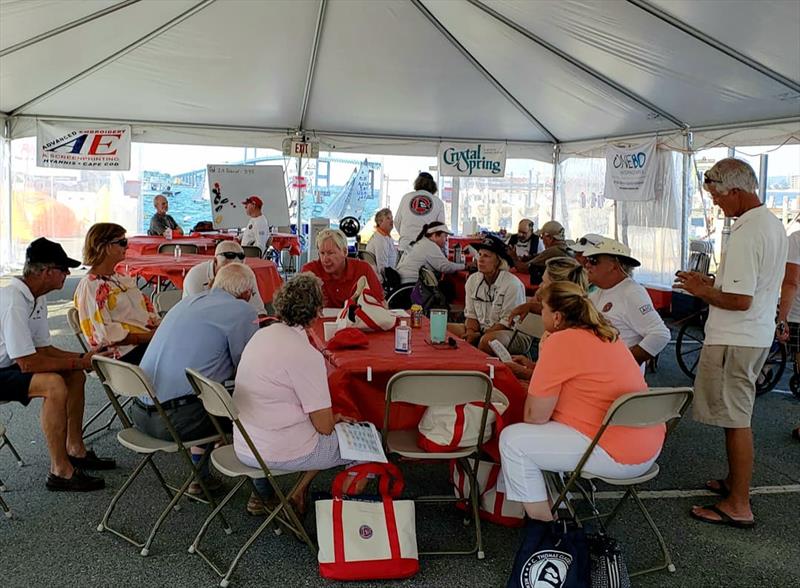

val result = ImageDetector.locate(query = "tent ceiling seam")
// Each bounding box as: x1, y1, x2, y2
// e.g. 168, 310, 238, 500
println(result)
626, 0, 800, 95
0, 0, 142, 58
410, 0, 558, 143
9, 0, 218, 117
298, 0, 328, 131
467, 0, 687, 130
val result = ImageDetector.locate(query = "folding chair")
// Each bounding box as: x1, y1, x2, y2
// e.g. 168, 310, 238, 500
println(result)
549, 387, 694, 577
417, 266, 448, 313
507, 312, 545, 357
157, 243, 199, 255
382, 370, 495, 559
185, 369, 314, 587
0, 412, 24, 466
358, 249, 377, 270
92, 356, 228, 557
0, 424, 15, 519
152, 289, 182, 315
66, 308, 130, 440
241, 245, 262, 259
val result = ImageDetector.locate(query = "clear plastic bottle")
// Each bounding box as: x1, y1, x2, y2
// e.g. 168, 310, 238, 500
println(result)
174, 245, 181, 259
454, 243, 463, 264
394, 319, 411, 354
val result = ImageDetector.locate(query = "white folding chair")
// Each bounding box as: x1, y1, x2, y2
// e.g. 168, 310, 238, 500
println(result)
382, 370, 495, 559
358, 249, 377, 270
186, 369, 314, 587
0, 411, 24, 467
152, 289, 182, 315
0, 424, 15, 519
92, 356, 228, 557
241, 245, 262, 259
67, 307, 130, 439
549, 387, 694, 577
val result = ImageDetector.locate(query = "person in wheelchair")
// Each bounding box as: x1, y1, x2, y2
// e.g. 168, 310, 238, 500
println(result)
447, 235, 525, 349
395, 221, 465, 285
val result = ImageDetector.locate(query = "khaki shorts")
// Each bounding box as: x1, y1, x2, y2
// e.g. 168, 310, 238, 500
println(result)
493, 329, 534, 355
693, 345, 769, 428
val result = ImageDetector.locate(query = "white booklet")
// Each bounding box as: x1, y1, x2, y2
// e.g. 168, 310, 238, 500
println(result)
335, 421, 387, 463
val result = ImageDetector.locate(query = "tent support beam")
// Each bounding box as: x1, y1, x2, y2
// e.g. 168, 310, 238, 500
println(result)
681, 131, 693, 270
467, 0, 687, 130
0, 0, 142, 58
298, 0, 328, 130
409, 0, 558, 143
9, 0, 218, 117
627, 0, 800, 95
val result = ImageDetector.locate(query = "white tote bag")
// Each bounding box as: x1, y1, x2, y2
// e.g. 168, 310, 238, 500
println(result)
450, 459, 525, 527
336, 276, 396, 332
316, 463, 419, 581
417, 389, 509, 452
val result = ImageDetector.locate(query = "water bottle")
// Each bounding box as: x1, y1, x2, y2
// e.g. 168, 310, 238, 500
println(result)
174, 245, 181, 259
394, 320, 411, 354
454, 243, 463, 264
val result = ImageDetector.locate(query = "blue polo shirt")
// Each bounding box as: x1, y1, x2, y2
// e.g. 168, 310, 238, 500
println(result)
139, 289, 258, 405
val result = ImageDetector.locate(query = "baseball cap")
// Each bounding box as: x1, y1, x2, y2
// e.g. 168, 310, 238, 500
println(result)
581, 237, 641, 267
569, 233, 605, 253
473, 234, 513, 265
535, 220, 565, 239
242, 195, 263, 207
26, 238, 81, 269
215, 240, 245, 256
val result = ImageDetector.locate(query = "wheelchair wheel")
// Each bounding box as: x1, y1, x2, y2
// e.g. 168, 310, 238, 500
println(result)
755, 340, 786, 396
675, 321, 705, 380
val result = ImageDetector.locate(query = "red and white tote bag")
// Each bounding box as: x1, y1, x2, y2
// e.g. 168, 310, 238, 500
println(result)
337, 276, 397, 332
316, 463, 419, 581
417, 389, 509, 452
450, 459, 525, 528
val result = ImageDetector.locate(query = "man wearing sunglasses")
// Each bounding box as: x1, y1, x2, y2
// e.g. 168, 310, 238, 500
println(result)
182, 241, 266, 314
674, 158, 787, 529
0, 238, 115, 492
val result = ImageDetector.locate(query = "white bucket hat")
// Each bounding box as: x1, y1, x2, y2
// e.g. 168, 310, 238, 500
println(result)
581, 237, 641, 267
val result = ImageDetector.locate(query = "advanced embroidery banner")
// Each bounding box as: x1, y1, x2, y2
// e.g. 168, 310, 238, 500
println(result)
37, 121, 131, 170
604, 138, 658, 201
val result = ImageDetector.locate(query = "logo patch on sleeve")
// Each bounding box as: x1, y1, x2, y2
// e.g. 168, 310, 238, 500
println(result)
639, 304, 653, 315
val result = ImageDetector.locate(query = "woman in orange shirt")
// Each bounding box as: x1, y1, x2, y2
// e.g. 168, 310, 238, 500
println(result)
499, 281, 665, 521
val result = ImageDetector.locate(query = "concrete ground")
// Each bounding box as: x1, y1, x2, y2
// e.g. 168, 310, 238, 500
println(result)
1, 300, 798, 588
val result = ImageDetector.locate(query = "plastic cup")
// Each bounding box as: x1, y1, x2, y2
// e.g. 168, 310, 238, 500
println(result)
429, 309, 447, 344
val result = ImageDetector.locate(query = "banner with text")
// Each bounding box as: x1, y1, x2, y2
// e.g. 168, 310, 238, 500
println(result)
604, 138, 658, 201
37, 121, 131, 170
438, 142, 506, 177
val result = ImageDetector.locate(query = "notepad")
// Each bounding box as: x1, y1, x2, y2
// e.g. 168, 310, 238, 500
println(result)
335, 422, 387, 463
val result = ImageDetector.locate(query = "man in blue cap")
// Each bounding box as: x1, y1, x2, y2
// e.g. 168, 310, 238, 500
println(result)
0, 238, 115, 491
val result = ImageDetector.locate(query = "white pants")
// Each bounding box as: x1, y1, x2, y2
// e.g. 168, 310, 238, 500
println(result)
499, 421, 659, 502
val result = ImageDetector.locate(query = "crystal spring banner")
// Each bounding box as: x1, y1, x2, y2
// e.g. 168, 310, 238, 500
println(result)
604, 138, 658, 201
37, 121, 131, 170
438, 141, 506, 177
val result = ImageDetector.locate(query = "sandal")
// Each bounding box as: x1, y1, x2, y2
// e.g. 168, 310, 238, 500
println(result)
690, 504, 755, 529
704, 479, 730, 497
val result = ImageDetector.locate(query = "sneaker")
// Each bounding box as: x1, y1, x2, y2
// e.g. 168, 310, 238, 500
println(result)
46, 469, 105, 492
187, 476, 223, 496
68, 450, 116, 471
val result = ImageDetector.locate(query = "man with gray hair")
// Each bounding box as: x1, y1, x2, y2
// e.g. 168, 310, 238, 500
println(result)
182, 240, 266, 314
147, 194, 182, 236
675, 158, 787, 529
133, 263, 260, 492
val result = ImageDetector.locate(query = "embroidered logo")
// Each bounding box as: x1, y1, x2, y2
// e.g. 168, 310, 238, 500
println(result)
409, 194, 433, 216
520, 550, 573, 587
639, 303, 654, 315
358, 525, 373, 539
602, 302, 613, 313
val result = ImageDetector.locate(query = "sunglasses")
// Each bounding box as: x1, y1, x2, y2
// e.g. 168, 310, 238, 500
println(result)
219, 251, 246, 260
578, 236, 601, 247
703, 173, 721, 185
109, 238, 128, 247
586, 256, 601, 266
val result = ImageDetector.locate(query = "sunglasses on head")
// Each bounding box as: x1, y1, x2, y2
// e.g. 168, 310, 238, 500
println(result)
578, 236, 601, 247
219, 251, 245, 260
703, 173, 721, 185
109, 238, 128, 247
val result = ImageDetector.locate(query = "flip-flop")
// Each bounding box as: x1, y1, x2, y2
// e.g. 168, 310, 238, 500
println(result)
690, 504, 755, 529
704, 479, 730, 497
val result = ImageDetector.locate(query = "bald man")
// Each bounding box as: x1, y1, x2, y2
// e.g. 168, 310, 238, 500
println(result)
147, 194, 182, 236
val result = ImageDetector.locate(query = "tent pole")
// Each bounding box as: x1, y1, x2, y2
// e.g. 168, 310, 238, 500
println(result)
681, 131, 693, 270
0, 0, 141, 58
10, 0, 218, 117
409, 0, 558, 143
1, 120, 10, 272
467, 0, 686, 130
550, 145, 559, 221
627, 0, 800, 95
298, 0, 328, 129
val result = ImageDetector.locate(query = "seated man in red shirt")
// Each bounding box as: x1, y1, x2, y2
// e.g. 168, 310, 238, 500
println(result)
301, 228, 384, 308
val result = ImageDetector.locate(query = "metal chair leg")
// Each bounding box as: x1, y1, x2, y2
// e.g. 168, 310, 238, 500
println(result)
97, 454, 154, 546
0, 491, 11, 519
628, 488, 676, 576
0, 435, 24, 466
82, 397, 133, 440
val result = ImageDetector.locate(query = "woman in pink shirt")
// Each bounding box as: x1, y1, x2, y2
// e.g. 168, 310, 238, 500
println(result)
499, 281, 665, 521
233, 272, 359, 514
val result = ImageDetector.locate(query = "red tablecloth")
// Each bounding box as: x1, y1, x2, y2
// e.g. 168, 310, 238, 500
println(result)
270, 233, 301, 256
189, 231, 238, 241
126, 236, 218, 256
308, 319, 527, 459
446, 269, 535, 307
117, 254, 283, 303
448, 235, 483, 251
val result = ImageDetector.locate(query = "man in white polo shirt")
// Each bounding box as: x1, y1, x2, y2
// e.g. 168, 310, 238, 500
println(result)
241, 195, 270, 253
0, 238, 115, 491
675, 158, 787, 529
580, 236, 670, 368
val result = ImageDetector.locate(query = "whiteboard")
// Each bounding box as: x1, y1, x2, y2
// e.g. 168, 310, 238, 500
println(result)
207, 164, 290, 230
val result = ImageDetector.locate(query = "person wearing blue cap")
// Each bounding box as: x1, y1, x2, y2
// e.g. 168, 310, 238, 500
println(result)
0, 238, 115, 492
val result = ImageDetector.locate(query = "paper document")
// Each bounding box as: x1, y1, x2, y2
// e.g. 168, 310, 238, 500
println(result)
389, 309, 410, 318
322, 307, 341, 318
335, 421, 387, 463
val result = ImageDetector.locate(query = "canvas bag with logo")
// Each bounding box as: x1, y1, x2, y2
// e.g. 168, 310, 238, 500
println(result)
450, 458, 525, 527
316, 463, 419, 581
337, 275, 396, 332
507, 519, 590, 588
417, 388, 509, 452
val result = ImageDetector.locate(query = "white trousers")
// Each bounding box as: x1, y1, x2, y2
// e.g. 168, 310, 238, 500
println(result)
499, 421, 659, 503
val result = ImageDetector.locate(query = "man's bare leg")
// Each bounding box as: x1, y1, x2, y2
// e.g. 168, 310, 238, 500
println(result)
27, 373, 73, 478
61, 370, 88, 458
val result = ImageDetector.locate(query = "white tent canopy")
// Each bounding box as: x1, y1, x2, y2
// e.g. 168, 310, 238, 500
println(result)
1, 0, 798, 158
